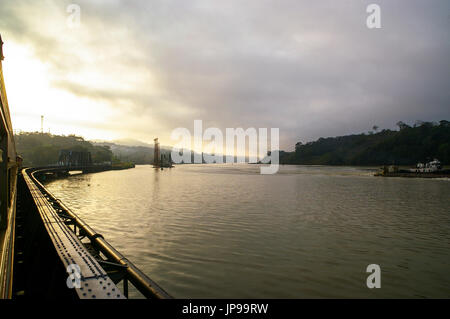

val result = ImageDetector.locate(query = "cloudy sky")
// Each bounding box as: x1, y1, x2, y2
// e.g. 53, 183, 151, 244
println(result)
1, 0, 449, 151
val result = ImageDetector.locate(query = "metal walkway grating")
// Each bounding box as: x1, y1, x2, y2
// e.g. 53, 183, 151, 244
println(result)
23, 170, 125, 299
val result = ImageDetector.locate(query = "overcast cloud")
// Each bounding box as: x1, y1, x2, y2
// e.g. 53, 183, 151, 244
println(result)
1, 0, 449, 149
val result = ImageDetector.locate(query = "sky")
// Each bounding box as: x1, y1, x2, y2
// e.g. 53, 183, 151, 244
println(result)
0, 0, 449, 151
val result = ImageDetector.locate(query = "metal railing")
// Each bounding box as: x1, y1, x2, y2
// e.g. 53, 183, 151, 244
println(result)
25, 167, 172, 299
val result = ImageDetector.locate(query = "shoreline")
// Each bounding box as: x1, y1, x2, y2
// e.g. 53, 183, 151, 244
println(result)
375, 172, 450, 179
35, 163, 135, 183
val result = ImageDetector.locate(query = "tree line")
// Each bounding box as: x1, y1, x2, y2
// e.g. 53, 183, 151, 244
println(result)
15, 132, 113, 166
280, 120, 450, 165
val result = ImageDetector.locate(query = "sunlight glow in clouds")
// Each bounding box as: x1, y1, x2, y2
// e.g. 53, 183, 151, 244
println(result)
3, 42, 121, 140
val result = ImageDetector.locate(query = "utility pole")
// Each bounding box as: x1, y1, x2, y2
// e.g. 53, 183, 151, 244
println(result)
41, 115, 44, 133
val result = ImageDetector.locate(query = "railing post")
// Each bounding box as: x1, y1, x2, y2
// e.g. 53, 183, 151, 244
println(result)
123, 278, 129, 298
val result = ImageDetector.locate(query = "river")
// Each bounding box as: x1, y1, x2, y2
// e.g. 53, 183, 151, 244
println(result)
44, 164, 450, 298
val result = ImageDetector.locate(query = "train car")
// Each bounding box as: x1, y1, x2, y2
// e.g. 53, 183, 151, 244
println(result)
0, 33, 20, 298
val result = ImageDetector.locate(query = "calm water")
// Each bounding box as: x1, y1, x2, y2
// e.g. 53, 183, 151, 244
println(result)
44, 164, 450, 298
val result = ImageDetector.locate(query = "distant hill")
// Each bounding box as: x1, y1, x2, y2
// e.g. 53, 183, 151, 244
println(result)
280, 120, 450, 166
90, 138, 153, 147
112, 138, 153, 148
15, 132, 113, 166
92, 141, 173, 165
93, 142, 153, 164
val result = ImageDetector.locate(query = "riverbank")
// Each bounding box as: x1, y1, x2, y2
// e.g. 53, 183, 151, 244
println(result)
111, 162, 135, 170
36, 162, 135, 183
374, 167, 450, 178
375, 171, 450, 178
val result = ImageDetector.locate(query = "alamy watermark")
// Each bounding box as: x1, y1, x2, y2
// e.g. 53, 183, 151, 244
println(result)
366, 4, 382, 29
66, 4, 81, 29
366, 264, 381, 288
66, 263, 81, 289
170, 120, 280, 174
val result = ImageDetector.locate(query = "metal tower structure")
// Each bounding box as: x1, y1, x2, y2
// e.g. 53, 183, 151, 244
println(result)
153, 138, 160, 168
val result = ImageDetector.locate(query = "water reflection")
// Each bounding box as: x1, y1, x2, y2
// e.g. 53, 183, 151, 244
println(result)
44, 164, 450, 298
